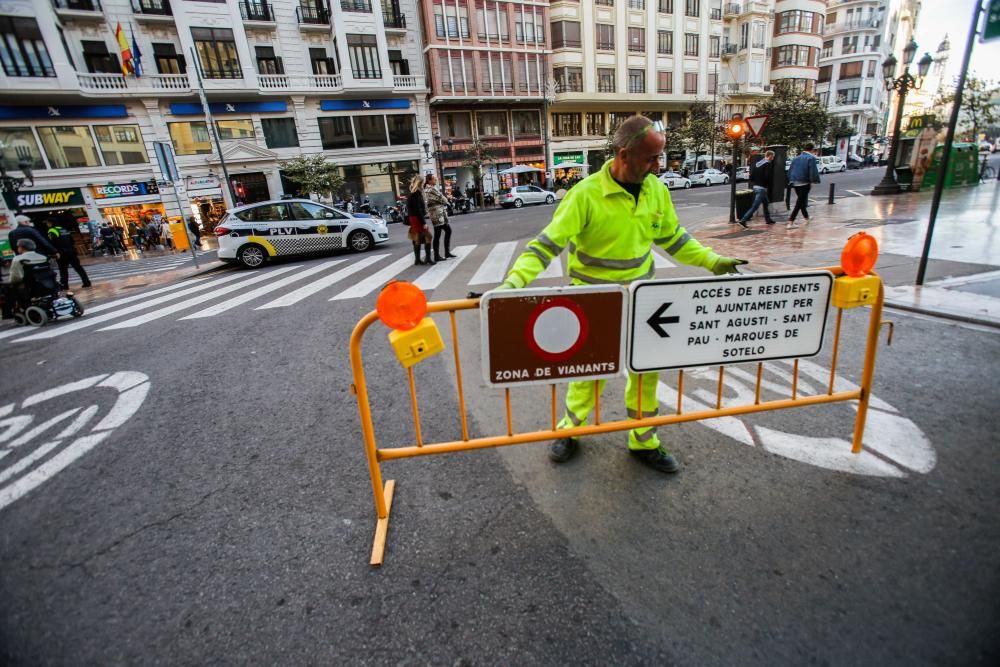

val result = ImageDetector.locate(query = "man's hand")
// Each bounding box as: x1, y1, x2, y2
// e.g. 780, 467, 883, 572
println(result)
711, 256, 748, 275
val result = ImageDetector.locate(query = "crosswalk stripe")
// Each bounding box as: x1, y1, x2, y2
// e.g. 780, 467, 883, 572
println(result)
181, 260, 346, 319
329, 254, 413, 301
469, 241, 517, 286
12, 273, 248, 342
86, 277, 212, 314
80, 265, 183, 280
256, 253, 388, 309
652, 249, 676, 268
537, 255, 563, 278
412, 245, 476, 290
98, 266, 302, 330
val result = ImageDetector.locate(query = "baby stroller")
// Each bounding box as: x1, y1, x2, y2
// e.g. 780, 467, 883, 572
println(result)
12, 260, 84, 327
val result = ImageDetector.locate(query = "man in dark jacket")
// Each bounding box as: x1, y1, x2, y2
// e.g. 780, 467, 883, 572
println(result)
99, 223, 119, 255
8, 215, 58, 258
736, 150, 776, 228
47, 221, 92, 288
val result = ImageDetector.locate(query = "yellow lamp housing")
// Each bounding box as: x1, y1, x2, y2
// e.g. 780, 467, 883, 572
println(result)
832, 275, 882, 309
388, 317, 445, 368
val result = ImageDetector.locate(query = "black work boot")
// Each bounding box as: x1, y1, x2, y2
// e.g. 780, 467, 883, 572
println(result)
549, 437, 579, 463
629, 446, 680, 473
424, 244, 436, 264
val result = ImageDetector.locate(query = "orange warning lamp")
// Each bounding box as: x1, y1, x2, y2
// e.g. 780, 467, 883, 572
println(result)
725, 119, 745, 141
841, 232, 879, 277
377, 281, 427, 331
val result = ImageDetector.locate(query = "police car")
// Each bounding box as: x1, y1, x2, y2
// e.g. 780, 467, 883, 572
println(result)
215, 199, 389, 268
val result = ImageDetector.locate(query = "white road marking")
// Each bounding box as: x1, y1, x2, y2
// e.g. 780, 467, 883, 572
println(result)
330, 254, 414, 300
181, 260, 346, 319
412, 245, 476, 290
652, 249, 676, 269
56, 405, 99, 439
13, 275, 246, 342
470, 241, 518, 285
6, 408, 81, 449
0, 432, 111, 511
84, 278, 211, 314
257, 254, 389, 308
0, 439, 66, 485
537, 255, 563, 278
22, 374, 108, 407
846, 190, 866, 197
98, 266, 301, 330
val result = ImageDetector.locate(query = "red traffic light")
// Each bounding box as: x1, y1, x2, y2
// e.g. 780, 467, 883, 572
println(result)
234, 181, 246, 198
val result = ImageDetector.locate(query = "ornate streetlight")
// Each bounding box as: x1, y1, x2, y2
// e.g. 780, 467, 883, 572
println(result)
871, 40, 934, 195
421, 134, 452, 185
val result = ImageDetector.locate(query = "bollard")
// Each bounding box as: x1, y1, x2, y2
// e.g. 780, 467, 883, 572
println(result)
828, 182, 835, 204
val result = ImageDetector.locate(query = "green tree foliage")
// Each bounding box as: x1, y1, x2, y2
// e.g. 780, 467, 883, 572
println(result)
277, 154, 344, 200
827, 117, 855, 141
461, 137, 496, 207
935, 74, 1000, 142
680, 100, 718, 165
753, 87, 831, 148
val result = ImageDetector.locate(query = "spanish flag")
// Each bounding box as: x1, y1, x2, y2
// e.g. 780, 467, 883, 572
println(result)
114, 23, 134, 75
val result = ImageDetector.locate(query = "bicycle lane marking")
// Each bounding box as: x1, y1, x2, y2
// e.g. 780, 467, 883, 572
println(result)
0, 371, 150, 511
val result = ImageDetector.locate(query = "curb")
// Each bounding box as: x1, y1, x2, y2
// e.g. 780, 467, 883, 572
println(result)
883, 300, 1000, 329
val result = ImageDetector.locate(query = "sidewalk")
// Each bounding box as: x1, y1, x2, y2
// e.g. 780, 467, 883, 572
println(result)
686, 180, 1000, 328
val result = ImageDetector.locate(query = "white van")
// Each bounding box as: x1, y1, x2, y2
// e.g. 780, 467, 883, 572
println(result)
818, 156, 847, 173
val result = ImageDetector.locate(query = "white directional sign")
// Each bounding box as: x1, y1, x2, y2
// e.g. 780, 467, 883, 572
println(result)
628, 271, 834, 372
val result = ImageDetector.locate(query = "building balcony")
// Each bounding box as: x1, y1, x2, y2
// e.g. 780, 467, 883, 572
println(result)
383, 13, 406, 30
393, 74, 425, 90
722, 82, 773, 96
721, 43, 738, 58
825, 17, 880, 36
77, 72, 192, 94
257, 74, 344, 91
297, 3, 330, 28
239, 1, 276, 24
743, 1, 771, 15
53, 0, 105, 21
710, 8, 722, 20
131, 0, 173, 22
723, 3, 740, 18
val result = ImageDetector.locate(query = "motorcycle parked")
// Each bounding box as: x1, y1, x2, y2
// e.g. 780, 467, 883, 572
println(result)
449, 194, 472, 215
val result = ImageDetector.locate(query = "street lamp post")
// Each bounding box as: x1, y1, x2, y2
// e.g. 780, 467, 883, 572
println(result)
421, 134, 452, 185
871, 40, 933, 195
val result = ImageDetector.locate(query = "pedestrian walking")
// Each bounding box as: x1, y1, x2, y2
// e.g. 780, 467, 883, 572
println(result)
46, 220, 92, 288
128, 221, 142, 252
99, 223, 118, 255
498, 115, 747, 474
406, 175, 434, 266
113, 225, 126, 253
160, 220, 174, 250
187, 216, 202, 249
87, 218, 101, 256
424, 174, 456, 262
736, 150, 776, 228
8, 215, 58, 260
787, 143, 821, 229
145, 221, 159, 250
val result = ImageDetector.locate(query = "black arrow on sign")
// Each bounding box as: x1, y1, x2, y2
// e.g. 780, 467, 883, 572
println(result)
646, 302, 680, 338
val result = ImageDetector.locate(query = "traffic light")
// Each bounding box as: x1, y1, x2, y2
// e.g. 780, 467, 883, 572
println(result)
725, 118, 745, 141
233, 181, 246, 200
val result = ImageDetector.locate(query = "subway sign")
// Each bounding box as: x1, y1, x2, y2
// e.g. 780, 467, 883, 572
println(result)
3, 187, 84, 210
92, 181, 160, 199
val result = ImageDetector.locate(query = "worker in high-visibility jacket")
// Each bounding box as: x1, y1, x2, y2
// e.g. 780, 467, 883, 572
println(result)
499, 115, 747, 474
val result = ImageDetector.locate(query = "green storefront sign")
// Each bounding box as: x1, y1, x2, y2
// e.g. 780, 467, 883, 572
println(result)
3, 187, 85, 210
553, 152, 584, 165
984, 0, 1000, 42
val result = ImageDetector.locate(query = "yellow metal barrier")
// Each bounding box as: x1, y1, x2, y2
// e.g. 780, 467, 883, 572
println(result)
349, 266, 891, 566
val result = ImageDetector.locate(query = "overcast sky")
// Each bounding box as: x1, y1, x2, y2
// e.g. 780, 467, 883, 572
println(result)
911, 0, 1000, 83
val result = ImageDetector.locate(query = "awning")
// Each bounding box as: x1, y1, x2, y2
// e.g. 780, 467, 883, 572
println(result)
552, 161, 589, 170
498, 165, 542, 175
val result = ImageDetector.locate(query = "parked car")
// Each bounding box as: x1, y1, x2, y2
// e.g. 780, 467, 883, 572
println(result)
658, 171, 692, 189
689, 169, 729, 186
498, 185, 557, 208
979, 140, 993, 153
216, 199, 389, 269
818, 156, 847, 173
846, 153, 865, 169
735, 166, 750, 181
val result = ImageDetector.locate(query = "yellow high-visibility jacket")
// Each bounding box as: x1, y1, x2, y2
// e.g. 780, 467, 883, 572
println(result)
501, 160, 723, 289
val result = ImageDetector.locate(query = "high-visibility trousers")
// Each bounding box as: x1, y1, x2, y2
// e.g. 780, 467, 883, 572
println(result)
556, 371, 661, 450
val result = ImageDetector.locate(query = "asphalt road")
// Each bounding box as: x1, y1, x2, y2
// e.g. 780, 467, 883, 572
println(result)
1, 166, 998, 665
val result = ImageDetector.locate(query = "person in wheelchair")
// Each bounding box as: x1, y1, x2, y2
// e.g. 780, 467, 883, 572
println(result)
4, 238, 83, 326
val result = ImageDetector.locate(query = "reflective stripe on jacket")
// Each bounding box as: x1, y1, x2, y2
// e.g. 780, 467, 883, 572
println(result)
501, 159, 721, 288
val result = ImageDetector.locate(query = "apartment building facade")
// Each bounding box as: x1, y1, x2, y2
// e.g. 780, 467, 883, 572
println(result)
813, 0, 916, 158
769, 0, 825, 96
0, 0, 429, 235
546, 0, 775, 173
421, 0, 551, 194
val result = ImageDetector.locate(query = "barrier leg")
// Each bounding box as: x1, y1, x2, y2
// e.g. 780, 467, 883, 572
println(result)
852, 281, 885, 454
370, 479, 395, 566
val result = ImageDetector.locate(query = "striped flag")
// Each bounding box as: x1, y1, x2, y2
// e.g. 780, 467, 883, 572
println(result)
130, 24, 143, 77
114, 23, 134, 75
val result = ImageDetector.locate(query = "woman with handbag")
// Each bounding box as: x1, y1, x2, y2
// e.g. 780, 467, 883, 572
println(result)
424, 174, 456, 262
406, 175, 434, 266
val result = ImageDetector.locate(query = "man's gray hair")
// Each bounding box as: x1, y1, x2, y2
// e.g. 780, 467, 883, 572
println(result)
612, 115, 654, 152
17, 238, 36, 251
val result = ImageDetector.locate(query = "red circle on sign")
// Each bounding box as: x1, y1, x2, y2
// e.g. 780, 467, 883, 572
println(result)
524, 297, 589, 362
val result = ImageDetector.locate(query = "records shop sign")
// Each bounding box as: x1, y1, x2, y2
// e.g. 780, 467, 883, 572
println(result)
91, 181, 160, 199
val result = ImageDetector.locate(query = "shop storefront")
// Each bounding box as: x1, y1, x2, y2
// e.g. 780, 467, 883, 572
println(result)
340, 160, 419, 209
186, 175, 225, 233
2, 186, 90, 253
665, 151, 686, 173
91, 180, 167, 246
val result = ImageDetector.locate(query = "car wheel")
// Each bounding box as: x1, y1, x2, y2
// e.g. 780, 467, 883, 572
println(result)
348, 229, 373, 252
237, 244, 267, 269
723, 177, 729, 184
71, 298, 84, 318
684, 181, 691, 189
24, 305, 48, 327
841, 165, 846, 172
514, 198, 523, 208
704, 180, 711, 187
545, 194, 555, 205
